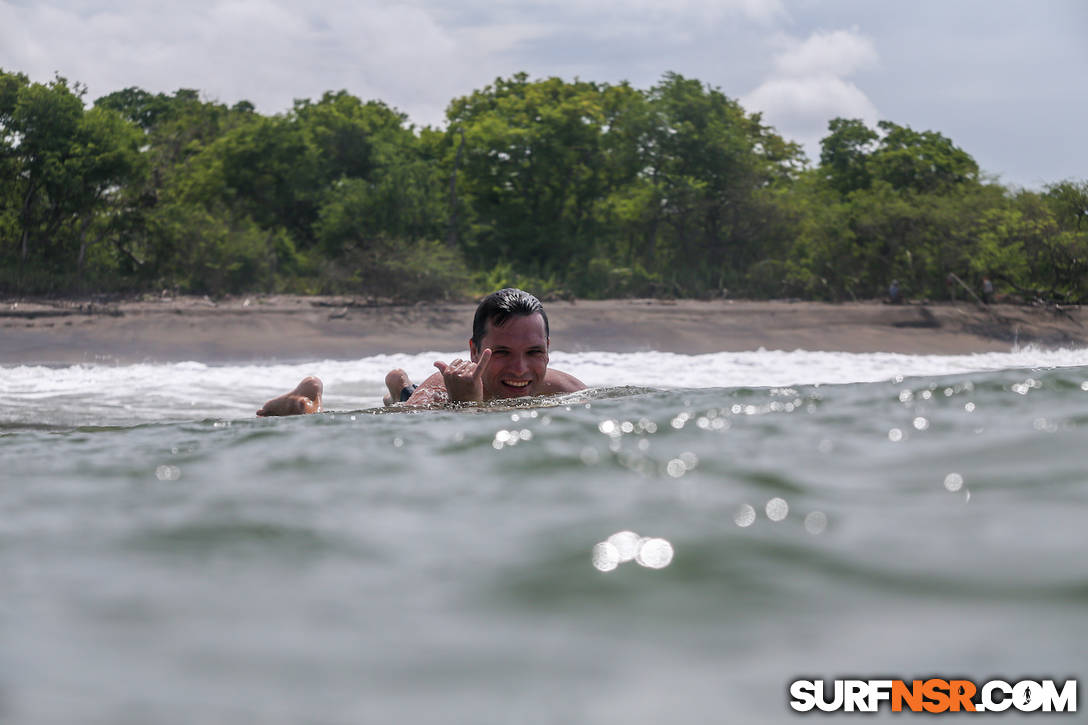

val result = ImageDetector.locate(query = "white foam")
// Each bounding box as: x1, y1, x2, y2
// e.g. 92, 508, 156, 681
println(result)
2, 346, 1086, 425
551, 346, 1088, 389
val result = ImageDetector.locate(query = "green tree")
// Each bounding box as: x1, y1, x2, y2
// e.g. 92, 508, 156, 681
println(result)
618, 73, 802, 294
445, 73, 613, 278
819, 118, 878, 195
301, 92, 446, 255
92, 88, 266, 288
818, 118, 979, 195
0, 71, 145, 291
870, 121, 979, 193
977, 186, 1088, 302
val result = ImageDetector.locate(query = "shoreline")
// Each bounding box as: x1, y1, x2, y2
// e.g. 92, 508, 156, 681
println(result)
1, 295, 1085, 365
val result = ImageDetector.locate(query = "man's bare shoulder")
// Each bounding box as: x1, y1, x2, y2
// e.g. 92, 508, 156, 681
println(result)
405, 372, 449, 406
541, 368, 586, 394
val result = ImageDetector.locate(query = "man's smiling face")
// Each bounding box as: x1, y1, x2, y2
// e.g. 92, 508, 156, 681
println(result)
469, 312, 549, 399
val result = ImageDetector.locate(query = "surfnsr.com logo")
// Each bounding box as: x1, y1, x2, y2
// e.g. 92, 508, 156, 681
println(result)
789, 678, 1077, 713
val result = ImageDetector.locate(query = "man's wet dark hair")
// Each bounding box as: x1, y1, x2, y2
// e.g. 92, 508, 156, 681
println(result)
472, 288, 549, 350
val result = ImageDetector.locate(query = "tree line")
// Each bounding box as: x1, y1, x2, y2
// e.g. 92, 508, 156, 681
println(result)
2, 68, 1085, 302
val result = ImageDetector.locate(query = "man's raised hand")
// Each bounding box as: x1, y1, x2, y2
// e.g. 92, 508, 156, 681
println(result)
434, 348, 492, 402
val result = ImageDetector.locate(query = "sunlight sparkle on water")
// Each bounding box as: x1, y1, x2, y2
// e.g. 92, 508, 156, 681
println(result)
607, 531, 641, 562
592, 542, 620, 572
944, 473, 964, 492
635, 538, 674, 569
765, 497, 789, 522
697, 414, 732, 430
913, 417, 929, 431
888, 428, 904, 442
593, 532, 674, 571
1012, 378, 1041, 396
492, 429, 532, 450
734, 504, 756, 527
1033, 418, 1058, 433
155, 464, 181, 481
580, 447, 600, 465
804, 511, 828, 535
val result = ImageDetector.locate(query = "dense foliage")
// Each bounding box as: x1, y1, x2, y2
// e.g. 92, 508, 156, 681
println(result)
2, 68, 1085, 302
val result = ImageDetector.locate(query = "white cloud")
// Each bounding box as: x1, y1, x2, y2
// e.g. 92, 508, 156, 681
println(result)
743, 75, 878, 153
1, 0, 1083, 187
744, 75, 878, 127
603, 0, 785, 25
0, 0, 790, 126
741, 27, 880, 161
774, 28, 878, 77
0, 1, 520, 124
467, 0, 786, 27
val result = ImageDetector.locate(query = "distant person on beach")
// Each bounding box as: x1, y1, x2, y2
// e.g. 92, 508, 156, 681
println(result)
255, 288, 586, 415
982, 276, 994, 304
888, 280, 901, 304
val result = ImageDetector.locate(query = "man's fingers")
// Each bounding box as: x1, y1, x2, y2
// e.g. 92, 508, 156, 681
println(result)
437, 359, 467, 374
473, 348, 492, 379
437, 356, 485, 386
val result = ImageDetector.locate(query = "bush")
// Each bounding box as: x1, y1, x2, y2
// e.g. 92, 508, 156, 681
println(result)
570, 257, 661, 298
315, 236, 472, 300
743, 259, 823, 299
473, 261, 566, 300
145, 203, 296, 295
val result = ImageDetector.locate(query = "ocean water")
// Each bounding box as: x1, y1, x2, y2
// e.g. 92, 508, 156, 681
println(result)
2, 348, 1087, 723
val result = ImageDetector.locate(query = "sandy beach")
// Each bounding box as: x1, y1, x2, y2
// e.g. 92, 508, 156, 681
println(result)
1, 295, 1085, 365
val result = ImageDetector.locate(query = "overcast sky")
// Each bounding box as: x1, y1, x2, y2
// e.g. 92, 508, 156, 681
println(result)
2, 0, 1085, 188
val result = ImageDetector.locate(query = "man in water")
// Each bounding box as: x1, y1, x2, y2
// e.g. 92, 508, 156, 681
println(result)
256, 288, 585, 415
